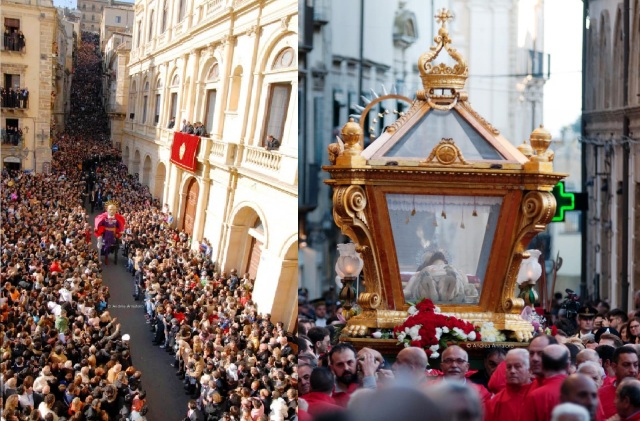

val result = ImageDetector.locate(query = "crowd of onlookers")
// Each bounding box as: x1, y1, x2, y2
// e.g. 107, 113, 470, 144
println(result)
1, 31, 298, 421
298, 288, 640, 421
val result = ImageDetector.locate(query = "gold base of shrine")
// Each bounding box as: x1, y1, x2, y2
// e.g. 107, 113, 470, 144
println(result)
342, 309, 535, 342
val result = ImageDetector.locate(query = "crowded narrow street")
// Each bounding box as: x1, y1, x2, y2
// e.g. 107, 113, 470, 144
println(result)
2, 28, 297, 421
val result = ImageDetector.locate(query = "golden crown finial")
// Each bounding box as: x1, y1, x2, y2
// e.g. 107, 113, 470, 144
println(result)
417, 8, 468, 97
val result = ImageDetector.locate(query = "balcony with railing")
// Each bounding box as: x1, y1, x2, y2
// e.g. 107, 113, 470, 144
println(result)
240, 145, 297, 186
2, 32, 26, 53
1, 132, 24, 149
1, 89, 29, 111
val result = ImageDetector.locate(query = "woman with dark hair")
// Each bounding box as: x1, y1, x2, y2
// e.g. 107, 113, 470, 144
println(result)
619, 322, 635, 344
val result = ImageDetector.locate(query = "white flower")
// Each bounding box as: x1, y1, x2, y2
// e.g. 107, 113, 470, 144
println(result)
452, 327, 466, 340
396, 332, 407, 342
442, 326, 449, 334
467, 331, 476, 341
430, 351, 439, 359
434, 306, 441, 313
435, 327, 443, 340
479, 322, 506, 342
408, 306, 417, 315
429, 344, 440, 352
408, 325, 422, 340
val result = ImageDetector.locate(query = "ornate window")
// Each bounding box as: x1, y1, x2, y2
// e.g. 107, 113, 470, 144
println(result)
272, 47, 295, 70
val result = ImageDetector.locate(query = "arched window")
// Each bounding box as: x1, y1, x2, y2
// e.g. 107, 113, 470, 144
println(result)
272, 47, 296, 70
206, 62, 219, 81
171, 74, 180, 87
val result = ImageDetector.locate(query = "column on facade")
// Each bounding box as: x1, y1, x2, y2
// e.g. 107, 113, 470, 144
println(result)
216, 35, 234, 139
239, 26, 262, 145
185, 49, 201, 123
178, 53, 189, 125
269, 257, 297, 331
160, 63, 171, 129
216, 168, 239, 265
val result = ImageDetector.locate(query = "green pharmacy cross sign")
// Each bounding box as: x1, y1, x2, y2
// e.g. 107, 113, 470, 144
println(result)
551, 181, 576, 222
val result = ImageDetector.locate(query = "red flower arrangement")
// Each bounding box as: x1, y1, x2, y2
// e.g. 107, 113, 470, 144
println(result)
393, 298, 481, 359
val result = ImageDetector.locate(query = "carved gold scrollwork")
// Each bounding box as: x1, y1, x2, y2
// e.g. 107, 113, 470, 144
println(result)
501, 191, 556, 313
358, 292, 381, 310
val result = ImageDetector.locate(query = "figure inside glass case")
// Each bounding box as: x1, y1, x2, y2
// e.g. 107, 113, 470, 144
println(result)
404, 250, 478, 303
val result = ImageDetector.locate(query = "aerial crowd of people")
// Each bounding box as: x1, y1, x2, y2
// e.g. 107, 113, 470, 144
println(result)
1, 32, 298, 421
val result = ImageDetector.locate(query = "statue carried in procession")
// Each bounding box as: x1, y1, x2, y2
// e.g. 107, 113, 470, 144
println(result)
94, 200, 126, 265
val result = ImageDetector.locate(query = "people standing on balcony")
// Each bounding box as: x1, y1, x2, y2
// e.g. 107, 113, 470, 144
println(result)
17, 30, 25, 51
168, 117, 176, 129
194, 121, 205, 136
21, 87, 28, 108
265, 134, 280, 151
3, 29, 9, 50
9, 29, 18, 51
180, 119, 188, 132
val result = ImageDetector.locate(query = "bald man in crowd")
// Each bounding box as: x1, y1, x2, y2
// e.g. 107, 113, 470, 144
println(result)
391, 347, 428, 385
615, 379, 640, 421
597, 346, 639, 421
485, 348, 532, 420
576, 349, 601, 367
560, 373, 599, 420
521, 344, 570, 421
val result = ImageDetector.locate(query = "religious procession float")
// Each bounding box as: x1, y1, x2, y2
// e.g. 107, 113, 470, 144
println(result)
323, 9, 566, 360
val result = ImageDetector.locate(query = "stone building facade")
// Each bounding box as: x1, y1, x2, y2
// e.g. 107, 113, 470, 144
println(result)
0, 0, 65, 173
583, 0, 640, 308
120, 0, 298, 330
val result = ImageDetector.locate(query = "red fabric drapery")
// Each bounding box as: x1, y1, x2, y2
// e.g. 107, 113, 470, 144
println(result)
170, 132, 200, 172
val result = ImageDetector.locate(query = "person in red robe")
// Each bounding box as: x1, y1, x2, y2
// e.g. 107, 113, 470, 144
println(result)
484, 348, 532, 421
94, 201, 125, 265
520, 344, 570, 421
302, 367, 343, 417
560, 373, 599, 420
488, 334, 558, 395
597, 346, 639, 421
616, 379, 640, 421
439, 345, 491, 408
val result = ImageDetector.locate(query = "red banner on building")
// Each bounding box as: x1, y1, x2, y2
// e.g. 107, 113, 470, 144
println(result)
170, 132, 200, 172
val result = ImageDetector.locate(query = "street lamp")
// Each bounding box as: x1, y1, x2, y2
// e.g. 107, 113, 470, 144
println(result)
335, 243, 363, 321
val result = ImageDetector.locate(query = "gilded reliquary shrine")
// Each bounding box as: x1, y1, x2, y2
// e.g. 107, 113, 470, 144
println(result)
323, 10, 567, 344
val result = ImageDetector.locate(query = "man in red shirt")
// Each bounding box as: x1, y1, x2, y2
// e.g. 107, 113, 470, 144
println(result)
560, 373, 599, 420
329, 343, 378, 407
616, 379, 640, 421
301, 367, 343, 417
597, 346, 639, 421
521, 344, 570, 421
440, 345, 491, 407
488, 334, 558, 394
485, 348, 532, 420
